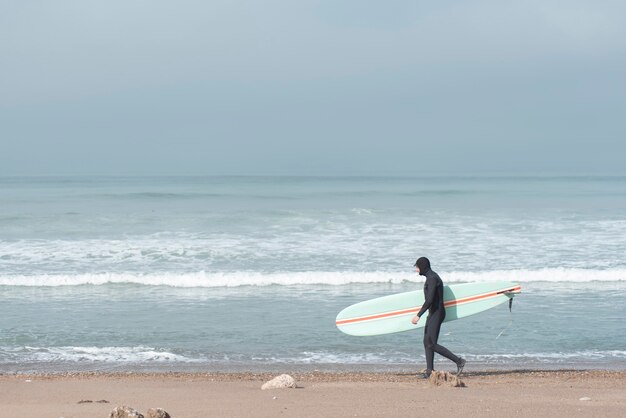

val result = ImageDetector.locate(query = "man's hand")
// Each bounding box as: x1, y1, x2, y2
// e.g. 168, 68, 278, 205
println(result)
411, 315, 420, 325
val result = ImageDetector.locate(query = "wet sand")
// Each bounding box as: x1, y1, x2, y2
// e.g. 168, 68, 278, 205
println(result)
1, 370, 624, 417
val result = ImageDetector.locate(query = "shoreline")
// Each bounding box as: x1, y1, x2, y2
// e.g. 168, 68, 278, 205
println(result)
3, 368, 626, 380
3, 360, 626, 375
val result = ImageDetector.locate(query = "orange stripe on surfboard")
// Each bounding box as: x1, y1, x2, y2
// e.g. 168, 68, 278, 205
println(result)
335, 285, 521, 326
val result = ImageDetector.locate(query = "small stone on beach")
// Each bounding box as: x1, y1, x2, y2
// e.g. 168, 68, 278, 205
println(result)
146, 408, 171, 418
109, 406, 144, 418
579, 397, 591, 401
261, 374, 298, 390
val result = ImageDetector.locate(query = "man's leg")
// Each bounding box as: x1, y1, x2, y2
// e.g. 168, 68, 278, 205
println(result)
423, 324, 435, 373
427, 317, 461, 365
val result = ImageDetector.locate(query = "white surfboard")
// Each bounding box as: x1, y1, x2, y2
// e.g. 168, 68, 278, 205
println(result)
336, 282, 521, 336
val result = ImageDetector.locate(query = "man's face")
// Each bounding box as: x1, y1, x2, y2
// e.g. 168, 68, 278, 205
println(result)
415, 266, 420, 274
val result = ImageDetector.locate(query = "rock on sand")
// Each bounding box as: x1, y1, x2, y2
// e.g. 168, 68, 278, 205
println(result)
428, 371, 465, 388
110, 406, 171, 418
146, 408, 171, 418
109, 406, 144, 418
261, 374, 298, 390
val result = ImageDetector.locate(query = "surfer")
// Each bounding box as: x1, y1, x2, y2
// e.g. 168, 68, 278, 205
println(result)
411, 257, 466, 378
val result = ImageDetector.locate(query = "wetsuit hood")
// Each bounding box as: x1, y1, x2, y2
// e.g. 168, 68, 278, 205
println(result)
414, 257, 431, 276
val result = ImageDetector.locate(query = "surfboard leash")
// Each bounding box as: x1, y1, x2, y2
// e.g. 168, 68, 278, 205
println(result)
495, 318, 513, 340
495, 297, 515, 340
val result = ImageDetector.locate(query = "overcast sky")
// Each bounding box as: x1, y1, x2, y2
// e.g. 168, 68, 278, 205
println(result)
1, 1, 625, 176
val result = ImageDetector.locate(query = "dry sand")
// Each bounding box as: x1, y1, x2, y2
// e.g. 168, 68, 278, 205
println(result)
1, 370, 624, 417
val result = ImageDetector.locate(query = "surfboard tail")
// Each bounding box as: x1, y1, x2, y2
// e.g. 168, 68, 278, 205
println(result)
499, 285, 522, 296
499, 285, 521, 312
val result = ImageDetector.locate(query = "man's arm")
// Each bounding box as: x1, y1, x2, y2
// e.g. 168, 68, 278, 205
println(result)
416, 276, 437, 318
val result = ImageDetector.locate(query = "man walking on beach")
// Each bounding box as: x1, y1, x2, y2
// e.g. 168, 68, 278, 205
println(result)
411, 257, 466, 378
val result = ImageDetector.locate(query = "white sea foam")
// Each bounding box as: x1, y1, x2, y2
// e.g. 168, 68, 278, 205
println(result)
0, 268, 625, 287
9, 346, 194, 363
444, 268, 626, 283
3, 213, 626, 276
244, 350, 626, 365
467, 350, 626, 361
2, 347, 625, 366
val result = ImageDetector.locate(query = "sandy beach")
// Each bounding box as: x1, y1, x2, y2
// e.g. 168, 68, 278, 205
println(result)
1, 370, 624, 417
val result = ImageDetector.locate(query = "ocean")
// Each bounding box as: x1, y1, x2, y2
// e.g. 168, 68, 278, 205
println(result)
1, 175, 625, 373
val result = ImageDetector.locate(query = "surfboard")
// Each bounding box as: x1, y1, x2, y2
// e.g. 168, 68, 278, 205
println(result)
336, 282, 521, 336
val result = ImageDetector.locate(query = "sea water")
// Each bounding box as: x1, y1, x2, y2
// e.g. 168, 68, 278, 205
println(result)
1, 175, 625, 373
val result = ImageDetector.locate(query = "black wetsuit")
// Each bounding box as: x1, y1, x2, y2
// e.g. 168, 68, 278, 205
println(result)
417, 267, 461, 372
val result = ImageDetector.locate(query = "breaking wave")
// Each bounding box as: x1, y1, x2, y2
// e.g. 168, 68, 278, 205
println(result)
0, 268, 624, 287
